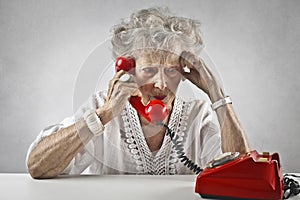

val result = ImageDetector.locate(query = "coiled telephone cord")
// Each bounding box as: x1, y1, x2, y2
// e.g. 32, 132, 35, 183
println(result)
160, 123, 203, 174
284, 174, 300, 199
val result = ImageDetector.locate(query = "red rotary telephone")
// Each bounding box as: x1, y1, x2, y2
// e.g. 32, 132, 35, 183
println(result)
195, 150, 284, 199
115, 57, 168, 124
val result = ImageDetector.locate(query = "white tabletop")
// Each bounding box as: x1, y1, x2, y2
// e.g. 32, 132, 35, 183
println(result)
1, 173, 200, 200
1, 173, 299, 200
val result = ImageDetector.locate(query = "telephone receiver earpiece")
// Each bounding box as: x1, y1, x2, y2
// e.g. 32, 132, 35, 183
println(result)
115, 57, 169, 124
115, 57, 136, 74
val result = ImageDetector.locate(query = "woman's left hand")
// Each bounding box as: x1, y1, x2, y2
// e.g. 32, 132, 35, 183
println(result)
178, 52, 251, 153
177, 51, 224, 102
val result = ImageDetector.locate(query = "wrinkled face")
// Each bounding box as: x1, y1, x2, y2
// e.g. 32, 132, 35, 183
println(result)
134, 50, 182, 109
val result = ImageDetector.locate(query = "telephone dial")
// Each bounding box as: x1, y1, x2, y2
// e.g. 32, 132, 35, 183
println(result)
115, 56, 299, 199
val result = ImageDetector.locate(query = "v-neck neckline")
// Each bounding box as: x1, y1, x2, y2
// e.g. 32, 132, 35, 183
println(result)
133, 107, 174, 159
122, 96, 188, 174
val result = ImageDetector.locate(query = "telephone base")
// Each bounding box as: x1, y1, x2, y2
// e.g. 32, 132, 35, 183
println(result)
195, 150, 283, 200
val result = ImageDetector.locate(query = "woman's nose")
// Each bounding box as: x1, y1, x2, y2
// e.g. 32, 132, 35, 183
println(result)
153, 70, 167, 90
154, 80, 167, 90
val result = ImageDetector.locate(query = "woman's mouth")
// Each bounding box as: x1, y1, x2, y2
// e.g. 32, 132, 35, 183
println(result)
153, 95, 167, 100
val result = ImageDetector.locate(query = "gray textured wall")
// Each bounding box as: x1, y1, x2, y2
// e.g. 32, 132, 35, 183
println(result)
1, 0, 299, 173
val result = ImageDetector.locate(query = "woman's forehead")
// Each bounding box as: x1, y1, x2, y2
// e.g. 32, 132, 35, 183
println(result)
135, 50, 180, 66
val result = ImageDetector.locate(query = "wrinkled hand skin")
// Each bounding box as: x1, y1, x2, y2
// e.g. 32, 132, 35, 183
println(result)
178, 51, 251, 154
97, 70, 141, 125
178, 51, 224, 102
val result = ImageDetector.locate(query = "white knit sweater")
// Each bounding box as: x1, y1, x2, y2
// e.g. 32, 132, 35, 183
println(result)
26, 91, 222, 175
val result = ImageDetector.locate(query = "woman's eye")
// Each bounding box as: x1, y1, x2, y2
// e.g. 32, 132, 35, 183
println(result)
165, 67, 178, 76
142, 67, 157, 75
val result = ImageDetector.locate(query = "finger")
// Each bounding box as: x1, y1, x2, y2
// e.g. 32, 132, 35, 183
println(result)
110, 87, 140, 109
117, 88, 140, 99
178, 53, 198, 76
177, 51, 197, 79
107, 70, 128, 98
180, 51, 212, 78
110, 81, 140, 99
115, 69, 127, 78
180, 51, 198, 69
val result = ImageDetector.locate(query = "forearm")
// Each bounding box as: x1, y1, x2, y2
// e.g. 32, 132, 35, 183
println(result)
178, 51, 251, 153
27, 119, 93, 179
215, 104, 251, 153
208, 86, 251, 153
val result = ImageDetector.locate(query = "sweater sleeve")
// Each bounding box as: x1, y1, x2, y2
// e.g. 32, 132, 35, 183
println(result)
25, 91, 107, 174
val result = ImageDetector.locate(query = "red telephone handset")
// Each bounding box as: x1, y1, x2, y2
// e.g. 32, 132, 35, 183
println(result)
115, 57, 168, 124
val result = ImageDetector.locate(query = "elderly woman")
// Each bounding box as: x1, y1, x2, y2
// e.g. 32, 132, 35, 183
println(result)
27, 7, 250, 178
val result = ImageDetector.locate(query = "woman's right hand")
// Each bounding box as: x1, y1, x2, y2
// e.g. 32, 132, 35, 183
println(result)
96, 70, 141, 125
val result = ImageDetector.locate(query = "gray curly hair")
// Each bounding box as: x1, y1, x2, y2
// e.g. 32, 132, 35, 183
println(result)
111, 7, 203, 59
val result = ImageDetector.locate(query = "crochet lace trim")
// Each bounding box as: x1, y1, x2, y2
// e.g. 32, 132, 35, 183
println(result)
121, 97, 190, 175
